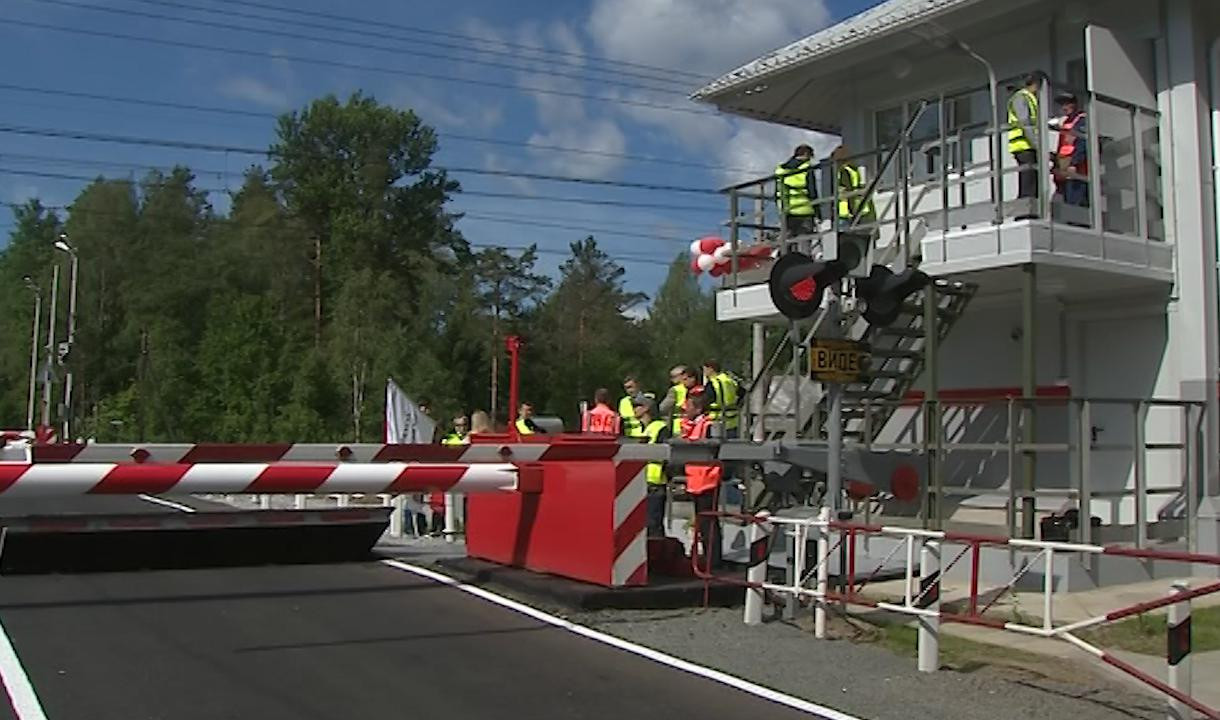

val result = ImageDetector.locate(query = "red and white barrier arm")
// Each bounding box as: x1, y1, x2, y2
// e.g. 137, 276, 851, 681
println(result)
0, 462, 533, 497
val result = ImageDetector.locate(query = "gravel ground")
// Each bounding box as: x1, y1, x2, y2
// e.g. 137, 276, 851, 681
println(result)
561, 606, 1164, 720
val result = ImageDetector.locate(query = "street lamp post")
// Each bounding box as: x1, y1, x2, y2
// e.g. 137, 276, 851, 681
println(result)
55, 235, 79, 440
22, 277, 41, 432
41, 263, 59, 430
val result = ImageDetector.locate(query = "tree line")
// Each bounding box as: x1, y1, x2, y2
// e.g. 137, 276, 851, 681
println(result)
0, 93, 747, 441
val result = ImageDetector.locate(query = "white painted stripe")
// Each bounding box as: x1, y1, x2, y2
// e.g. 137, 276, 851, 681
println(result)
381, 560, 863, 720
612, 469, 647, 527
315, 463, 403, 494
2, 464, 110, 498
174, 463, 268, 494
0, 615, 48, 720
137, 494, 197, 513
610, 531, 647, 585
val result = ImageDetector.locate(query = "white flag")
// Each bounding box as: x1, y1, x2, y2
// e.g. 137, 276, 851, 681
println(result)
385, 378, 436, 444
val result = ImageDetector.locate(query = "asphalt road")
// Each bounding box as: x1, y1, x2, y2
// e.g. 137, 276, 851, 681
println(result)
0, 558, 829, 720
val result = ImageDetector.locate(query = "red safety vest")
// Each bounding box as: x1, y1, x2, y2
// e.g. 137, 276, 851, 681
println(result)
681, 415, 721, 495
582, 404, 621, 435
1057, 112, 1087, 174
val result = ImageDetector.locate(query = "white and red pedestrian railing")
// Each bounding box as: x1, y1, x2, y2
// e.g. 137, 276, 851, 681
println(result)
694, 510, 1220, 719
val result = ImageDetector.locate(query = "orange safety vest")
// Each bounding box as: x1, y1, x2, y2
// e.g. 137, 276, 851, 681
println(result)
1057, 112, 1087, 175
681, 414, 721, 495
582, 404, 621, 435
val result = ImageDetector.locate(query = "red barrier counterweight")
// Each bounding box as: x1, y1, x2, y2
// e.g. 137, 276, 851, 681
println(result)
0, 462, 525, 497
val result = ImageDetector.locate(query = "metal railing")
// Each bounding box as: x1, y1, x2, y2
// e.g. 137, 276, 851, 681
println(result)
831, 394, 1205, 548
718, 75, 1166, 291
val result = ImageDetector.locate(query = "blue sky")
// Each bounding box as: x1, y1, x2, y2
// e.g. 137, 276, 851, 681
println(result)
0, 0, 881, 300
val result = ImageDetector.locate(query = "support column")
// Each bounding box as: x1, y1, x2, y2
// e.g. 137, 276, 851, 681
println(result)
752, 323, 766, 442
1022, 263, 1038, 538
1166, 6, 1220, 503
924, 281, 942, 529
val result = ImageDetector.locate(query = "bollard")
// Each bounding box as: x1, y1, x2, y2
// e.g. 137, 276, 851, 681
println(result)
1167, 580, 1192, 720
743, 511, 770, 626
444, 492, 458, 543
815, 506, 830, 639
389, 495, 405, 538
917, 540, 941, 673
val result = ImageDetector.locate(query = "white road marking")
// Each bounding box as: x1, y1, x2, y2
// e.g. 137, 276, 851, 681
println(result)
136, 494, 197, 513
380, 559, 864, 720
0, 615, 48, 720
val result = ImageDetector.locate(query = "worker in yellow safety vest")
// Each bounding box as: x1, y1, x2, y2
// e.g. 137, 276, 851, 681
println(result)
433, 415, 470, 536
630, 396, 671, 538
775, 144, 821, 239
618, 376, 645, 436
701, 360, 739, 438
659, 365, 688, 435
514, 401, 543, 435
1008, 72, 1043, 202
832, 145, 875, 227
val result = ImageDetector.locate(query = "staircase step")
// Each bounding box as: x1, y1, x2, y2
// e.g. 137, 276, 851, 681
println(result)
871, 348, 921, 360
875, 326, 924, 338
867, 369, 911, 380
842, 389, 893, 401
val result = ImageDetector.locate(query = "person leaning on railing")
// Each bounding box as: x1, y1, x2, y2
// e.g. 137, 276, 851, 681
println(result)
775, 144, 822, 238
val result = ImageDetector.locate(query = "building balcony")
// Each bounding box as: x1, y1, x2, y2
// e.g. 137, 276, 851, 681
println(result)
715, 80, 1173, 322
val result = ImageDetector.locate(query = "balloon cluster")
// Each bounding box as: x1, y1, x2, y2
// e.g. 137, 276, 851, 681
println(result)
689, 236, 773, 277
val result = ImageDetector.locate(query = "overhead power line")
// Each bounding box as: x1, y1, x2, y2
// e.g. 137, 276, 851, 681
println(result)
0, 166, 722, 214
204, 0, 708, 83
121, 0, 698, 90
0, 17, 710, 117
27, 0, 690, 96
0, 83, 761, 174
0, 129, 731, 203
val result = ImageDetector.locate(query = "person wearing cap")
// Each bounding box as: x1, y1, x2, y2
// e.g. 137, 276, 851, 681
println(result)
775, 143, 822, 239
631, 395, 671, 537
1008, 72, 1044, 203
618, 376, 646, 437
1049, 91, 1089, 208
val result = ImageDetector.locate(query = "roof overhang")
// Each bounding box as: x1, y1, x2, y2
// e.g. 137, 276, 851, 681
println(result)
691, 0, 1038, 133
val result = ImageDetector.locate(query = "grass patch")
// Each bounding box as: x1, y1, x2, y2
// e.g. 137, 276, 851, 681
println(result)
849, 615, 1044, 673
1079, 604, 1220, 655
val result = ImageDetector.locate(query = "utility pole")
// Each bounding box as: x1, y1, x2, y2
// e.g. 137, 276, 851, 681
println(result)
23, 277, 41, 432
825, 293, 843, 514
41, 263, 60, 430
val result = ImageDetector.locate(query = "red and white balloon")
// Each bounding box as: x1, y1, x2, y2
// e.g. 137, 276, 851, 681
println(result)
689, 235, 774, 277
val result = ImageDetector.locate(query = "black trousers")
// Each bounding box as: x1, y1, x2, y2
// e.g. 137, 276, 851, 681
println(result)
783, 214, 817, 237
646, 485, 667, 538
692, 488, 722, 569
1013, 150, 1039, 200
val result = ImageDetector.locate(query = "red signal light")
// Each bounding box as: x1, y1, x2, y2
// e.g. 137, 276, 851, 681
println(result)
789, 276, 816, 302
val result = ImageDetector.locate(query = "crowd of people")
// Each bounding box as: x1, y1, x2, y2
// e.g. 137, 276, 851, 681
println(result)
417, 362, 741, 567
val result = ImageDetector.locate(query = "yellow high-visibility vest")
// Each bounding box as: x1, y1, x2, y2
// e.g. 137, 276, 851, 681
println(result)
837, 165, 875, 222
618, 395, 641, 436
515, 418, 534, 435
441, 432, 469, 446
642, 420, 667, 486
707, 372, 739, 430
670, 383, 687, 434
775, 160, 815, 216
1008, 88, 1039, 154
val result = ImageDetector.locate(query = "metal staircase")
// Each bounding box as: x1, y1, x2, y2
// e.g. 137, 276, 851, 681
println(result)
828, 278, 977, 442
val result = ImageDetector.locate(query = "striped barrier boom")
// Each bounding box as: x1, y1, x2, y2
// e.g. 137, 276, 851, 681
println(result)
19, 441, 672, 465
0, 462, 532, 498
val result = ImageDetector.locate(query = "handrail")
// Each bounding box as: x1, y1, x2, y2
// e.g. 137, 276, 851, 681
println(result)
843, 99, 930, 230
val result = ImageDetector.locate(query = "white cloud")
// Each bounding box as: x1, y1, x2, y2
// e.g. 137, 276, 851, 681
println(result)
217, 76, 290, 110
586, 0, 831, 79
582, 0, 838, 185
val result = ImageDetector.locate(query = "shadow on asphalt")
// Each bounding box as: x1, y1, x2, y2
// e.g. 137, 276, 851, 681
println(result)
235, 623, 553, 653
0, 577, 447, 611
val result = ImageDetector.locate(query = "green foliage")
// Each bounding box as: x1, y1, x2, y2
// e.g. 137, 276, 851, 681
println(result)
0, 94, 735, 439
